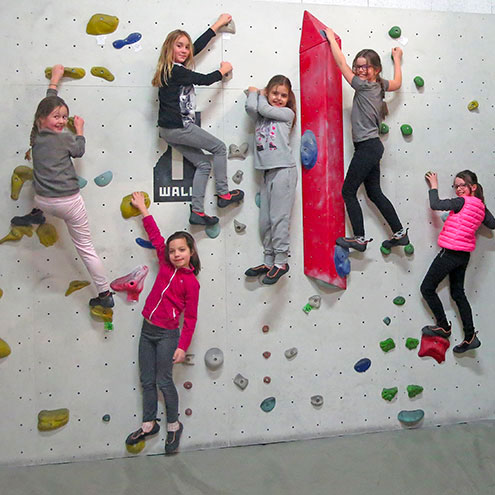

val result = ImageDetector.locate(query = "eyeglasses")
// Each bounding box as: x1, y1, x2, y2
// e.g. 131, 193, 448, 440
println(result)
353, 64, 370, 72
453, 183, 468, 190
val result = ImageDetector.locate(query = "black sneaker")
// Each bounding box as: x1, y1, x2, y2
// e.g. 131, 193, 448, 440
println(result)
453, 333, 481, 354
11, 208, 46, 226
125, 421, 160, 445
189, 207, 219, 226
422, 324, 451, 339
89, 291, 115, 308
262, 264, 289, 285
382, 228, 409, 249
165, 422, 183, 454
245, 264, 270, 277
217, 189, 244, 208
336, 236, 371, 252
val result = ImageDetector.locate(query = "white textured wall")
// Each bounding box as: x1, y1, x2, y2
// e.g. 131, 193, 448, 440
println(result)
1, 0, 495, 467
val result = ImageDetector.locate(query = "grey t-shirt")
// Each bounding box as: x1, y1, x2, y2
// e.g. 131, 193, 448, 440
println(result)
350, 75, 389, 143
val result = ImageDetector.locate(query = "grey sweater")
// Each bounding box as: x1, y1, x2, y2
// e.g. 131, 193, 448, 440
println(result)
245, 93, 296, 170
32, 89, 85, 197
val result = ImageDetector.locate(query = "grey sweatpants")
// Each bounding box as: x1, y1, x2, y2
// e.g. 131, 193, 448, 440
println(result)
259, 167, 298, 266
159, 124, 229, 213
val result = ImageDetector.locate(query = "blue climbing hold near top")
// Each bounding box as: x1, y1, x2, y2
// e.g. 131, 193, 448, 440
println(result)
300, 130, 318, 170
94, 171, 113, 187
135, 237, 155, 249
205, 222, 221, 239
113, 32, 142, 49
334, 245, 351, 278
354, 358, 371, 373
77, 176, 88, 189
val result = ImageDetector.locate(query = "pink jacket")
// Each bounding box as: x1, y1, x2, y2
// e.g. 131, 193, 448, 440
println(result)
141, 216, 200, 351
438, 195, 485, 252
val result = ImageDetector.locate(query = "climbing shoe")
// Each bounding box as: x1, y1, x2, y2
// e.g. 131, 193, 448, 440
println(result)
336, 236, 371, 252
216, 189, 244, 208
262, 264, 289, 285
245, 264, 270, 277
125, 421, 161, 445
189, 207, 219, 226
453, 333, 481, 354
382, 228, 409, 249
165, 422, 184, 454
11, 208, 46, 226
89, 291, 115, 308
421, 324, 452, 339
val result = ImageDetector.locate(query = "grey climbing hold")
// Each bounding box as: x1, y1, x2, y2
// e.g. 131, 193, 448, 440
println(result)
94, 171, 113, 187
255, 192, 261, 208
284, 347, 298, 359
228, 143, 249, 160
232, 170, 244, 185
398, 409, 424, 427
220, 19, 236, 34
205, 222, 221, 239
183, 354, 195, 365
308, 295, 321, 309
204, 347, 224, 370
260, 396, 276, 413
77, 176, 88, 189
234, 373, 248, 390
234, 219, 246, 233
311, 395, 324, 407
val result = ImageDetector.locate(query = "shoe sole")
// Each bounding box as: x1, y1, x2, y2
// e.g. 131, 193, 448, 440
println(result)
336, 238, 367, 252
126, 424, 160, 445
421, 325, 451, 338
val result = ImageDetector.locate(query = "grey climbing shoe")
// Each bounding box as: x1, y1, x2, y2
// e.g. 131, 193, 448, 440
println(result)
382, 228, 409, 249
262, 264, 289, 285
453, 333, 481, 354
11, 208, 46, 226
189, 207, 219, 226
422, 324, 451, 339
89, 291, 115, 308
125, 421, 160, 445
245, 264, 270, 277
165, 422, 183, 454
336, 236, 371, 252
217, 189, 244, 208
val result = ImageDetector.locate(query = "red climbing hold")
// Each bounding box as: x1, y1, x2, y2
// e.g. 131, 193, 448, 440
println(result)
185, 408, 192, 416
183, 381, 192, 390
418, 333, 450, 364
110, 265, 149, 302
263, 351, 271, 359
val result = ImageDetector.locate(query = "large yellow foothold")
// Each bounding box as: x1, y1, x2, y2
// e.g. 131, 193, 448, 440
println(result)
0, 288, 3, 299
0, 338, 11, 358
126, 440, 145, 454
90, 305, 113, 323
45, 67, 86, 80
65, 280, 91, 296
36, 223, 58, 247
86, 13, 119, 35
91, 66, 115, 82
11, 165, 33, 200
37, 408, 70, 431
121, 192, 150, 219
0, 225, 34, 244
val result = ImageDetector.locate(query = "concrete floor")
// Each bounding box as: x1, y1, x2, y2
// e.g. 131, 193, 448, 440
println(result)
2, 421, 495, 495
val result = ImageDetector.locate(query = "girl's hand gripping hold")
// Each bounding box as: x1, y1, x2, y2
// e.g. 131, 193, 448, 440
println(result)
392, 47, 403, 62
211, 13, 232, 33
131, 191, 150, 217
49, 64, 65, 88
425, 171, 438, 189
73, 116, 84, 136
173, 348, 186, 364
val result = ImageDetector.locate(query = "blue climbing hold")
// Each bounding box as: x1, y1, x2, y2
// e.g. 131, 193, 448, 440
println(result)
113, 32, 142, 49
260, 396, 276, 413
205, 222, 221, 239
77, 176, 88, 189
135, 237, 154, 249
255, 192, 261, 208
94, 171, 113, 187
334, 245, 350, 278
300, 130, 318, 170
398, 409, 425, 427
354, 358, 371, 373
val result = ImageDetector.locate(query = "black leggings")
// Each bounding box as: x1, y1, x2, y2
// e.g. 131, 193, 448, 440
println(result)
420, 248, 474, 338
342, 138, 403, 237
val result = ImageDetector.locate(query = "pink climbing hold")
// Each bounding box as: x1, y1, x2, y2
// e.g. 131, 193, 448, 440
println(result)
110, 265, 149, 302
418, 333, 450, 364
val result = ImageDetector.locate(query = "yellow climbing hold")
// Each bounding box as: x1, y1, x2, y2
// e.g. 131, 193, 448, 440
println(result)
86, 13, 119, 35
36, 223, 58, 247
0, 338, 11, 358
37, 408, 70, 431
11, 165, 33, 200
126, 440, 145, 454
0, 288, 3, 299
65, 280, 91, 296
66, 117, 76, 134
0, 225, 34, 244
91, 67, 115, 82
468, 100, 479, 111
90, 305, 113, 323
121, 192, 150, 219
45, 67, 86, 80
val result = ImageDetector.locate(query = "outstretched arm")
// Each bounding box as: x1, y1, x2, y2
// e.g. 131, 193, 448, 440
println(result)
211, 13, 232, 34
388, 47, 403, 91
324, 28, 354, 85
131, 191, 150, 218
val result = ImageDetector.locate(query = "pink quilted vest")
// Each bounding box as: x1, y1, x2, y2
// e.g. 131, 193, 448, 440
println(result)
438, 195, 485, 252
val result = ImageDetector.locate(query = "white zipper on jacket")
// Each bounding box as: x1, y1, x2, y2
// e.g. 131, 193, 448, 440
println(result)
149, 268, 177, 320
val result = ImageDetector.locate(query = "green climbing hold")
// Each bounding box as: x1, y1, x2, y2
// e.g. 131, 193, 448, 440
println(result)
126, 440, 145, 454
414, 76, 424, 88
0, 338, 11, 358
91, 66, 115, 82
388, 26, 402, 39
380, 338, 396, 352
86, 13, 119, 35
302, 303, 313, 314
260, 396, 276, 413
205, 222, 221, 239
404, 243, 415, 255
393, 296, 405, 306
407, 385, 423, 398
104, 321, 114, 331
379, 123, 389, 134
405, 337, 419, 350
383, 316, 391, 326
382, 387, 398, 401
400, 124, 413, 136
45, 67, 86, 80
65, 280, 91, 296
121, 192, 150, 219
468, 100, 479, 111
11, 165, 33, 200
37, 223, 58, 247
380, 245, 391, 255
37, 408, 70, 431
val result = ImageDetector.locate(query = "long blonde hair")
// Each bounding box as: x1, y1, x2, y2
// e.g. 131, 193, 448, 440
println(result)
151, 30, 194, 87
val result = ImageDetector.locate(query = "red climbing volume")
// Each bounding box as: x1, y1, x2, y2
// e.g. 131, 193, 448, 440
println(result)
299, 11, 346, 289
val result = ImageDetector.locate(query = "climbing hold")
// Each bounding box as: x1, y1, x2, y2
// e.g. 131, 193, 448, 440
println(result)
233, 373, 249, 390
233, 219, 246, 233
379, 123, 389, 135
260, 397, 276, 413
65, 280, 91, 296
183, 381, 192, 390
0, 225, 33, 244
414, 76, 424, 88
262, 325, 270, 333
204, 347, 224, 370
400, 124, 413, 136
300, 130, 318, 170
255, 192, 261, 208
185, 408, 192, 416
102, 414, 111, 423
135, 237, 154, 249
77, 176, 87, 189
126, 441, 145, 454
407, 385, 423, 398
90, 305, 113, 323
404, 243, 415, 255
36, 223, 58, 247
263, 351, 271, 359
45, 67, 85, 80
334, 245, 351, 278
232, 170, 244, 184
228, 143, 249, 160
37, 408, 70, 431
302, 303, 313, 314
441, 212, 449, 223
308, 295, 321, 309
393, 296, 405, 306
398, 409, 424, 427
380, 338, 396, 353
11, 165, 33, 200
311, 395, 324, 407
94, 171, 113, 187
113, 32, 142, 49
120, 192, 150, 219
205, 222, 221, 239
383, 316, 391, 326
104, 321, 114, 331
263, 376, 271, 384
388, 26, 402, 38
405, 337, 419, 350
86, 13, 119, 35
381, 387, 398, 401
354, 358, 371, 373
184, 354, 195, 365
418, 333, 450, 364
219, 19, 236, 34
0, 338, 11, 358
66, 117, 76, 134
468, 100, 479, 111
0, 288, 3, 299
91, 67, 115, 82
284, 347, 298, 359
111, 265, 149, 302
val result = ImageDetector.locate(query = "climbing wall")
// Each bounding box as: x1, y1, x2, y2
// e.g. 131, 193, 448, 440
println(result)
1, 0, 495, 466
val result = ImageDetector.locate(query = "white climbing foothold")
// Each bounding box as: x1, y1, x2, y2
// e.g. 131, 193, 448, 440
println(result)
308, 295, 321, 309
234, 219, 246, 233
228, 143, 249, 160
232, 170, 244, 185
220, 19, 236, 34
204, 347, 224, 370
233, 373, 248, 390
284, 347, 298, 359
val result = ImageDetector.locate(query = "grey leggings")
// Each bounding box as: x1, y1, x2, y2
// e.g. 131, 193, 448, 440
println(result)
159, 124, 229, 212
138, 319, 179, 424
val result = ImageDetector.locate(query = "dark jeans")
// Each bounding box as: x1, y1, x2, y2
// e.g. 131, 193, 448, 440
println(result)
139, 319, 179, 424
420, 248, 474, 338
342, 138, 402, 237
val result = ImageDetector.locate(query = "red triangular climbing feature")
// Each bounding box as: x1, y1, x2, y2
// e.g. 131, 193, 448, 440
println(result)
418, 334, 450, 364
299, 11, 346, 289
